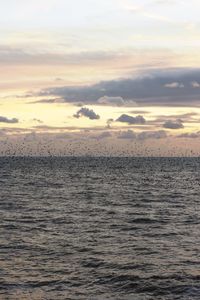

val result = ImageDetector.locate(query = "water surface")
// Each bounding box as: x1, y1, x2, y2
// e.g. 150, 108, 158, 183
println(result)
0, 157, 200, 299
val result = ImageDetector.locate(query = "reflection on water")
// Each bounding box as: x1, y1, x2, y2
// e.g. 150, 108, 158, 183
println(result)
0, 157, 200, 299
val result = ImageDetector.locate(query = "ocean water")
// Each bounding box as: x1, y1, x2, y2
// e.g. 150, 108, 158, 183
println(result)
0, 157, 200, 300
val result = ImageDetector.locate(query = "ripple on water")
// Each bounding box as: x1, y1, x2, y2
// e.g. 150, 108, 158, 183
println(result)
0, 157, 200, 299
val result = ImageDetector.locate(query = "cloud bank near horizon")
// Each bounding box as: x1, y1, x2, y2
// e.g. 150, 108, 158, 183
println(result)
35, 68, 200, 107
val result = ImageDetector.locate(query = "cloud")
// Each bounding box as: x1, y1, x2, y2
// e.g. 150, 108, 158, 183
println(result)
73, 107, 100, 120
0, 116, 19, 123
117, 129, 167, 140
151, 112, 199, 126
164, 82, 184, 88
137, 130, 167, 140
129, 110, 150, 114
163, 119, 184, 129
191, 81, 200, 88
118, 130, 136, 139
31, 98, 63, 104
120, 0, 173, 23
0, 46, 124, 66
92, 131, 112, 140
152, 0, 181, 5
116, 114, 146, 125
97, 96, 136, 106
178, 132, 200, 138
36, 68, 200, 107
156, 112, 198, 120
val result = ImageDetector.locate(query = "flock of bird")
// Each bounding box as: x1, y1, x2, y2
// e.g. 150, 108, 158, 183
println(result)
0, 137, 198, 157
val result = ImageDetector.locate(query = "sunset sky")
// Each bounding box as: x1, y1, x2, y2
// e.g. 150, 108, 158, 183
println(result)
1, 0, 200, 155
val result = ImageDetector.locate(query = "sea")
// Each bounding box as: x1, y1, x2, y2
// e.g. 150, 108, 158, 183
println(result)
0, 157, 200, 300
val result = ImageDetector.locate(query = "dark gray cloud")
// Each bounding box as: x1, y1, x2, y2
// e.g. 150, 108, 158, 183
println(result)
36, 68, 200, 107
0, 116, 19, 123
73, 107, 100, 120
163, 119, 184, 129
116, 114, 146, 125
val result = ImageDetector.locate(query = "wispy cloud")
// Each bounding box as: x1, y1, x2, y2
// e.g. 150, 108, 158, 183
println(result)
0, 46, 125, 66
119, 0, 174, 23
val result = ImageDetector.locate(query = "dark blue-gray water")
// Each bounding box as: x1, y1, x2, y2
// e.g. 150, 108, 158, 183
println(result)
0, 157, 200, 299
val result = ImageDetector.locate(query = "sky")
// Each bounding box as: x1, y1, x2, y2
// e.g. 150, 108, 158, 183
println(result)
1, 0, 200, 156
